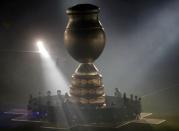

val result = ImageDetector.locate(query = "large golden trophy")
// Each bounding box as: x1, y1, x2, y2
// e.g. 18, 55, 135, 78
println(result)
64, 4, 106, 106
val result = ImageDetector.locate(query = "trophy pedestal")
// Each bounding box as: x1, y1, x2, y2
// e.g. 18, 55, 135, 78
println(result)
69, 63, 105, 106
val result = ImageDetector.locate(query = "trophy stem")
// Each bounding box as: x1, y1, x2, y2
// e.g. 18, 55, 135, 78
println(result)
69, 63, 105, 106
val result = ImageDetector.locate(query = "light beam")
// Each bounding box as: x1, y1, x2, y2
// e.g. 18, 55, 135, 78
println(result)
36, 40, 69, 94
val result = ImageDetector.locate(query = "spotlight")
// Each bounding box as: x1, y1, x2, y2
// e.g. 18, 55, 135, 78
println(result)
37, 40, 50, 58
36, 39, 68, 94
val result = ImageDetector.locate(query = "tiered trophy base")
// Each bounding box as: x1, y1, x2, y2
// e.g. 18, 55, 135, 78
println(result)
69, 63, 105, 106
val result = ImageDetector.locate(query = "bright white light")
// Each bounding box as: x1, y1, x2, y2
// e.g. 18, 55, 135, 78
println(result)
37, 41, 50, 58
36, 40, 69, 94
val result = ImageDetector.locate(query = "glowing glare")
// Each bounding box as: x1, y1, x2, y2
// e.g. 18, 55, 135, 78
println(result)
36, 40, 69, 94
37, 41, 50, 58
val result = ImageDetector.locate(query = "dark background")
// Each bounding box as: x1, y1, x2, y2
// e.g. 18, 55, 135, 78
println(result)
0, 0, 179, 115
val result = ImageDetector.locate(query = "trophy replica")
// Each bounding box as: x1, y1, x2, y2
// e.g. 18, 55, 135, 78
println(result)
64, 4, 106, 106
23, 4, 144, 127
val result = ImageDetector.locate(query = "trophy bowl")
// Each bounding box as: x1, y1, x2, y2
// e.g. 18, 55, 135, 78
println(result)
64, 4, 105, 63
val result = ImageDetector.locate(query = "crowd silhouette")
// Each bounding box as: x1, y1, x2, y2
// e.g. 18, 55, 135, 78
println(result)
27, 88, 142, 124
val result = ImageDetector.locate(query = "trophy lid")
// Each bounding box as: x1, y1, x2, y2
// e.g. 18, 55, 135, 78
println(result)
67, 4, 100, 14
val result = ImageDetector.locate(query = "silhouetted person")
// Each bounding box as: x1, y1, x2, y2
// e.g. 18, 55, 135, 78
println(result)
135, 96, 138, 101
129, 94, 135, 118
111, 101, 115, 106
114, 88, 122, 98
47, 90, 51, 97
46, 90, 52, 106
27, 94, 33, 110
136, 97, 142, 120
46, 90, 55, 122
57, 90, 61, 96
37, 91, 43, 119
57, 90, 63, 107
32, 98, 39, 119
64, 92, 69, 103
138, 97, 142, 103
134, 96, 141, 120
123, 92, 128, 107
38, 91, 42, 106
57, 90, 62, 100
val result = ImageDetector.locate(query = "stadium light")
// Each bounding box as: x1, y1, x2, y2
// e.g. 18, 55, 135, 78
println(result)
37, 40, 50, 58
